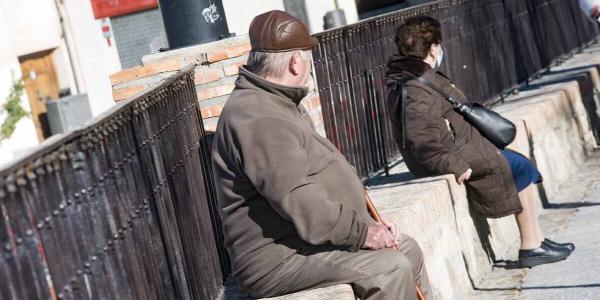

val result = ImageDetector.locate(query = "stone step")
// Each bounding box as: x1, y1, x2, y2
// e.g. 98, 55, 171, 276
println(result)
261, 284, 356, 300
367, 175, 474, 300
497, 68, 600, 198
367, 173, 521, 300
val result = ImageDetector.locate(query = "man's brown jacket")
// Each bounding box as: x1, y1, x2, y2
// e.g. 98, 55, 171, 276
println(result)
212, 67, 373, 290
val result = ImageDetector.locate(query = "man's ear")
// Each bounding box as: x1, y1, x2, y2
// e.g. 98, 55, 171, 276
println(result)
289, 51, 301, 76
428, 44, 437, 60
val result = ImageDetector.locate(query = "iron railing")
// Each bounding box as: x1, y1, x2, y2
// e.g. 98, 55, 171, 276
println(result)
312, 0, 600, 178
0, 66, 227, 300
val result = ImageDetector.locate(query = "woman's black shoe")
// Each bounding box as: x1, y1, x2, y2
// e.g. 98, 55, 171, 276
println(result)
543, 238, 575, 252
519, 245, 571, 268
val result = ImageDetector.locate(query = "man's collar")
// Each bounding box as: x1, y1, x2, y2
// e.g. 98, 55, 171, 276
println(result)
237, 67, 308, 104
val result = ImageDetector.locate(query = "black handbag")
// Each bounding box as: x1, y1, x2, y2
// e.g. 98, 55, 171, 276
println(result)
394, 76, 516, 149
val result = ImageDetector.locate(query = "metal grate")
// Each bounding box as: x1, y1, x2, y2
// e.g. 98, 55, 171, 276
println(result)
111, 8, 168, 68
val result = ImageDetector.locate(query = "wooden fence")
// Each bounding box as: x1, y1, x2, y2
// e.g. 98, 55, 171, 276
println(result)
0, 66, 227, 300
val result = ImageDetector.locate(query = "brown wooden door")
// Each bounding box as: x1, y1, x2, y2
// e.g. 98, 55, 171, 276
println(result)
19, 50, 60, 141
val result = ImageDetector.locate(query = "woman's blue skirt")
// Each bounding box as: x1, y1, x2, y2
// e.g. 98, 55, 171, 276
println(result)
501, 150, 542, 192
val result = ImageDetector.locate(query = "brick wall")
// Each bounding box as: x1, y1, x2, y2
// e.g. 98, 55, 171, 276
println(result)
110, 35, 324, 134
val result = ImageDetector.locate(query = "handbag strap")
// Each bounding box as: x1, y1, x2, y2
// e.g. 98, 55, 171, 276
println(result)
390, 75, 462, 149
402, 75, 463, 109
388, 79, 409, 149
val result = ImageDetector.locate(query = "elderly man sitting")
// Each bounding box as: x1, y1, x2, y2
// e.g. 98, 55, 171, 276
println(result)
211, 10, 431, 300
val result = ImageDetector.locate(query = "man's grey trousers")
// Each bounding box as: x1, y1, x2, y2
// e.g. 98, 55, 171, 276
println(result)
246, 234, 431, 300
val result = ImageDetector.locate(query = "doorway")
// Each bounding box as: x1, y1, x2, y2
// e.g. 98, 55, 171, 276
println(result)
19, 50, 60, 141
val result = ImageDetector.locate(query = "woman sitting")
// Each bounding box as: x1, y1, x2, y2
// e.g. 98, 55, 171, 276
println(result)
385, 15, 574, 268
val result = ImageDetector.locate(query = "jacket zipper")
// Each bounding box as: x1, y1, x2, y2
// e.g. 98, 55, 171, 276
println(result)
444, 118, 455, 141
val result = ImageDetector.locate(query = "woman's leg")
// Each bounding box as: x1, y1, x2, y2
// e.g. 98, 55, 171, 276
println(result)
516, 183, 572, 267
515, 184, 544, 249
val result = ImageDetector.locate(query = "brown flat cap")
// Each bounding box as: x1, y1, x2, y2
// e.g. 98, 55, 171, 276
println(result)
249, 10, 317, 52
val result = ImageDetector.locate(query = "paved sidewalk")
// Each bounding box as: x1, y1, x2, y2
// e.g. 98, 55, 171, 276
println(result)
517, 154, 600, 299
470, 153, 600, 299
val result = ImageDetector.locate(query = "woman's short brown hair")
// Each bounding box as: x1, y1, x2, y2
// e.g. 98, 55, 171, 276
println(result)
394, 16, 442, 59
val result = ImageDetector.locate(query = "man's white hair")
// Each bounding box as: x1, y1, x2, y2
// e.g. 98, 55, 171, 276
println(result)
246, 50, 310, 78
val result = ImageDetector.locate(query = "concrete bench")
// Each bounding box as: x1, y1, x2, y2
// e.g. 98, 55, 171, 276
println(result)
225, 279, 355, 300
497, 79, 599, 198
365, 167, 523, 299
367, 175, 473, 299
262, 285, 356, 300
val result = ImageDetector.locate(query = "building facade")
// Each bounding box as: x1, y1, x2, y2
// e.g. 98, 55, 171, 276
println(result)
0, 0, 121, 165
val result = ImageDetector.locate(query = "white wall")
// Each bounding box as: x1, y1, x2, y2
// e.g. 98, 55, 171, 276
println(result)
221, 0, 358, 35
222, 0, 285, 35
0, 0, 121, 165
337, 0, 359, 24
305, 0, 359, 33
62, 0, 121, 116
52, 42, 78, 91
0, 2, 38, 164
305, 0, 336, 33
0, 0, 121, 117
0, 0, 62, 56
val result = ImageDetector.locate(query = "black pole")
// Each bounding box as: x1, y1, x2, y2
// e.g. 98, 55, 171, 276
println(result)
158, 0, 230, 49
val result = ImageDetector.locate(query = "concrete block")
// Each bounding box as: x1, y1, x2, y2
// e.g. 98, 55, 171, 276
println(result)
367, 175, 473, 300
224, 61, 246, 76
527, 66, 600, 149
495, 82, 591, 198
112, 84, 146, 102
141, 35, 251, 65
547, 66, 600, 147
261, 284, 355, 300
200, 102, 226, 119
368, 174, 522, 297
197, 84, 236, 102
194, 68, 223, 85
206, 44, 252, 63
110, 58, 182, 86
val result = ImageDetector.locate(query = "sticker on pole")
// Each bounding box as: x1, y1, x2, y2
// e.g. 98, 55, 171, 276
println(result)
202, 3, 221, 24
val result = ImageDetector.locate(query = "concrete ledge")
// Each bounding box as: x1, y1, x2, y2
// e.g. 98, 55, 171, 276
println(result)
261, 284, 355, 300
496, 80, 594, 198
366, 173, 522, 299
529, 66, 600, 148
367, 175, 473, 300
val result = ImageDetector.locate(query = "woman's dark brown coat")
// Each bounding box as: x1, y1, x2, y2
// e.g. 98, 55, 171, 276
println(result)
385, 56, 522, 218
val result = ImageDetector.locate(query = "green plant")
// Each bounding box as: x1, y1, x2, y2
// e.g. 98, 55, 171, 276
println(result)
0, 76, 28, 140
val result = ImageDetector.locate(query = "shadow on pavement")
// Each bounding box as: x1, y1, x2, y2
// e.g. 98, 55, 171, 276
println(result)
473, 283, 600, 292
546, 202, 600, 209
493, 259, 523, 270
